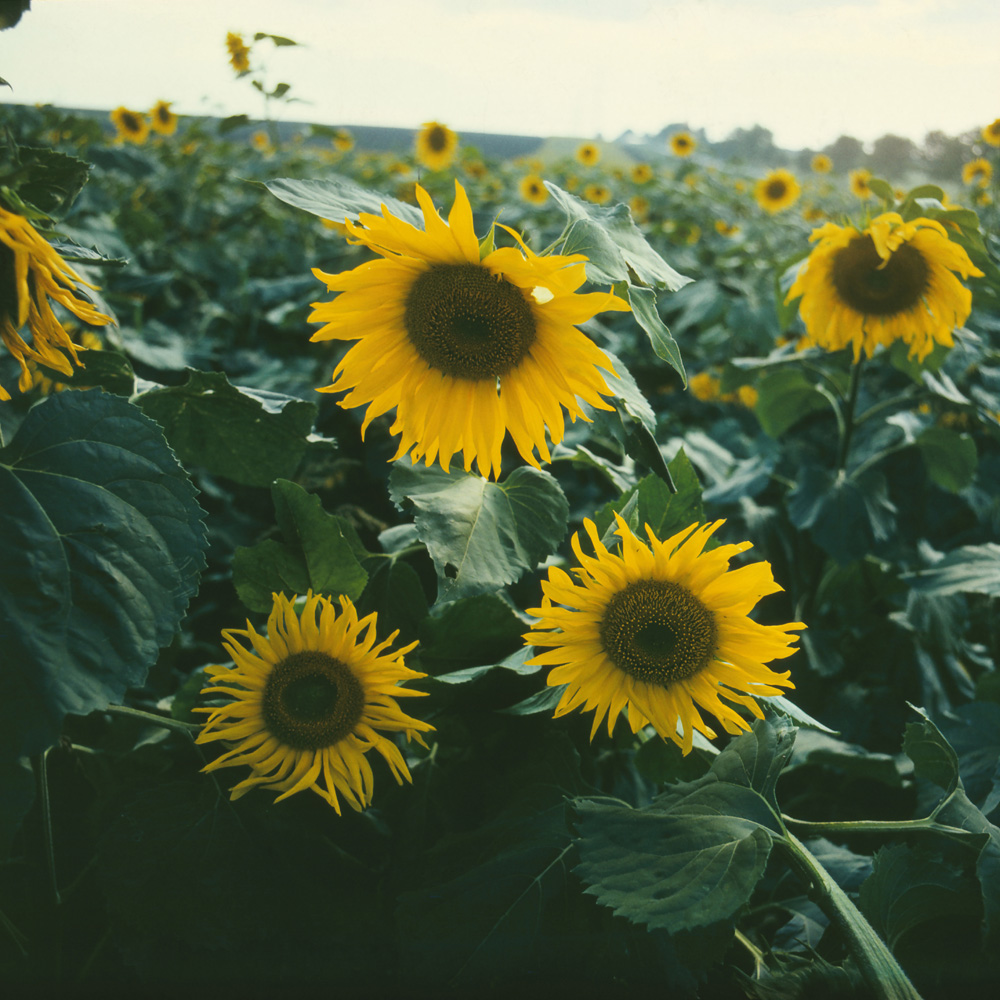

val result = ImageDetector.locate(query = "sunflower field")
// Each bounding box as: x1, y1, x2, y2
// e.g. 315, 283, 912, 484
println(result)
3, 27, 1000, 1000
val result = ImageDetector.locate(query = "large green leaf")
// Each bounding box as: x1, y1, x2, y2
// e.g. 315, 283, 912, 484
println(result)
388, 462, 568, 601
231, 479, 368, 612
613, 283, 686, 382
266, 175, 424, 227
917, 427, 977, 492
901, 544, 1000, 597
0, 391, 206, 759
755, 368, 830, 437
418, 594, 527, 675
136, 369, 317, 488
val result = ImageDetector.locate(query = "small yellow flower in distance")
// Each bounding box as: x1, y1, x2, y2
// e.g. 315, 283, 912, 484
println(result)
849, 168, 872, 199
523, 516, 803, 753
736, 385, 759, 409
332, 128, 354, 152
802, 205, 825, 222
670, 131, 696, 157
576, 142, 600, 166
226, 31, 250, 73
149, 100, 178, 137
630, 163, 653, 184
714, 220, 740, 237
519, 174, 549, 205
688, 371, 721, 401
415, 121, 458, 172
110, 106, 149, 144
755, 169, 801, 214
583, 183, 611, 205
811, 154, 833, 174
629, 195, 650, 222
250, 130, 273, 154
962, 158, 993, 188
982, 119, 1000, 147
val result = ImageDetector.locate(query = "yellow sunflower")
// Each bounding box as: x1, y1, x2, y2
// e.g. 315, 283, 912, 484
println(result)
754, 169, 800, 214
583, 183, 611, 205
849, 168, 872, 199
0, 206, 111, 401
786, 212, 983, 362
524, 516, 803, 754
226, 31, 251, 73
628, 195, 650, 223
811, 153, 833, 174
332, 128, 354, 152
310, 182, 629, 479
149, 100, 178, 137
962, 158, 993, 188
630, 163, 653, 184
110, 106, 149, 145
576, 142, 600, 167
714, 220, 739, 237
669, 131, 696, 157
688, 371, 721, 401
982, 119, 1000, 147
196, 592, 433, 813
519, 174, 548, 205
415, 121, 458, 172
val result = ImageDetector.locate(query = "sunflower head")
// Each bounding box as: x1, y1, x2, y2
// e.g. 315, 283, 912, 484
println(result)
787, 212, 984, 362
962, 158, 993, 188
629, 195, 650, 222
519, 174, 548, 205
670, 132, 696, 157
849, 168, 872, 199
630, 163, 653, 185
149, 100, 178, 136
811, 153, 833, 174
714, 219, 739, 237
982, 119, 1000, 147
332, 128, 354, 152
308, 181, 629, 478
416, 121, 459, 172
196, 592, 433, 813
754, 169, 801, 214
226, 31, 251, 73
110, 106, 149, 145
524, 516, 803, 754
576, 142, 600, 166
583, 183, 611, 205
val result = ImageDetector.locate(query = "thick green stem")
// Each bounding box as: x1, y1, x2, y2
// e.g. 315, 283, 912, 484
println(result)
781, 831, 923, 1000
782, 814, 971, 838
103, 703, 199, 734
836, 358, 864, 472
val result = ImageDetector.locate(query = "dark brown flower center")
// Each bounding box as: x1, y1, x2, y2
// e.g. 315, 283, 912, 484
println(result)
832, 234, 928, 316
121, 112, 140, 132
262, 650, 364, 750
404, 263, 537, 380
766, 179, 787, 200
600, 579, 718, 685
427, 126, 448, 152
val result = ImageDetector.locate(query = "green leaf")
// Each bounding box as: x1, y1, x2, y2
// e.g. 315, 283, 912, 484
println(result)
901, 544, 1000, 597
593, 451, 704, 543
35, 348, 135, 396
613, 283, 686, 383
418, 594, 527, 675
903, 709, 960, 794
602, 347, 656, 434
136, 369, 317, 488
0, 391, 207, 759
5, 145, 90, 218
266, 175, 424, 227
0, 757, 34, 857
388, 462, 569, 601
499, 682, 567, 716
217, 113, 251, 134
354, 558, 428, 648
434, 646, 541, 686
790, 730, 903, 787
232, 479, 367, 612
916, 427, 977, 492
755, 368, 830, 437
253, 32, 298, 46
545, 182, 691, 291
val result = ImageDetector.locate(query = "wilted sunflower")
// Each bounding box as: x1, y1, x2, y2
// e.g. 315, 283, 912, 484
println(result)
110, 106, 149, 144
583, 183, 611, 205
196, 592, 433, 813
754, 169, 800, 213
309, 181, 629, 478
576, 142, 600, 166
811, 153, 833, 174
1, 205, 111, 401
849, 168, 872, 199
524, 516, 803, 754
630, 163, 653, 184
787, 212, 983, 362
962, 158, 993, 188
669, 131, 696, 157
415, 121, 458, 172
982, 119, 1000, 147
519, 174, 548, 205
226, 31, 250, 73
149, 100, 178, 136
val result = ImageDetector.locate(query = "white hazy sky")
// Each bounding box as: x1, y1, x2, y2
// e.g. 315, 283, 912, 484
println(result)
1, 0, 997, 150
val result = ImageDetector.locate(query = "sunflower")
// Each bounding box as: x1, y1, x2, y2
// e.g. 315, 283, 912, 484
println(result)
630, 163, 653, 185
1, 206, 111, 401
332, 128, 354, 152
754, 169, 800, 213
669, 131, 696, 157
309, 182, 629, 479
226, 31, 251, 73
149, 100, 178, 136
688, 371, 721, 401
786, 212, 983, 362
523, 516, 803, 753
415, 121, 458, 172
962, 158, 993, 188
576, 142, 600, 166
714, 219, 739, 237
628, 195, 650, 223
110, 106, 149, 145
196, 592, 433, 813
519, 174, 548, 205
982, 119, 1000, 147
811, 153, 833, 174
583, 183, 611, 205
849, 168, 872, 199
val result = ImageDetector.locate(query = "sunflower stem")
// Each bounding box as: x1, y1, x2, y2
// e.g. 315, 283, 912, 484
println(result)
781, 813, 973, 841
780, 831, 924, 1000
36, 748, 61, 907
102, 703, 200, 734
836, 358, 864, 472
0, 903, 29, 959
734, 927, 767, 978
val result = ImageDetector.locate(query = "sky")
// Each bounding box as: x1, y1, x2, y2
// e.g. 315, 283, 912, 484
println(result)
1, 0, 998, 151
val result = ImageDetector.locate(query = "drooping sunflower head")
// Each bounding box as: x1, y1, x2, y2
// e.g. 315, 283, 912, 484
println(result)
519, 174, 549, 205
982, 119, 1000, 147
811, 153, 833, 174
630, 163, 654, 185
849, 168, 872, 199
583, 183, 611, 205
754, 169, 801, 214
196, 592, 434, 813
226, 31, 251, 73
415, 121, 459, 172
309, 181, 629, 479
576, 142, 600, 166
110, 106, 149, 145
524, 515, 803, 754
0, 206, 112, 401
786, 212, 984, 362
669, 132, 696, 157
962, 158, 993, 188
149, 100, 178, 136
